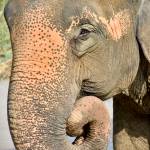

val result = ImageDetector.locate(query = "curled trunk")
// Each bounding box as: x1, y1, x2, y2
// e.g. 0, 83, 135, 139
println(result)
67, 96, 111, 150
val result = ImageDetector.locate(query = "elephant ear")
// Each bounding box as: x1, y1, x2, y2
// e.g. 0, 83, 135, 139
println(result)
137, 0, 150, 63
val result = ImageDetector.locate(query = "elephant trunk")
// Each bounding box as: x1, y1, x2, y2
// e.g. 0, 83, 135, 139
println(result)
8, 51, 76, 150
8, 13, 77, 148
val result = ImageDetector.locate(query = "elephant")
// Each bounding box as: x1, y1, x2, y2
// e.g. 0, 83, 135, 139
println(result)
4, 0, 150, 149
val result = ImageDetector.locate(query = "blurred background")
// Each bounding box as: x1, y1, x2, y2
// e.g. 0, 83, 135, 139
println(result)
0, 0, 113, 149
0, 0, 12, 80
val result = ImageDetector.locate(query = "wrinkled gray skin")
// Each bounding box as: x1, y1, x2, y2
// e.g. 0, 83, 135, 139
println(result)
4, 0, 150, 150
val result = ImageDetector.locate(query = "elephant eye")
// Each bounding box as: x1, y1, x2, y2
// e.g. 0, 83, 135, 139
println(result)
77, 24, 96, 40
79, 28, 91, 37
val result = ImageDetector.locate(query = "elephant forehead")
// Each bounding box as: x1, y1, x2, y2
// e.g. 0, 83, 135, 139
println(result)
66, 7, 131, 41
12, 5, 67, 54
12, 4, 67, 44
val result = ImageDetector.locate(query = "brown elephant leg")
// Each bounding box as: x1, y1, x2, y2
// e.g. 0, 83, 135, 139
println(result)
113, 95, 150, 150
67, 96, 111, 150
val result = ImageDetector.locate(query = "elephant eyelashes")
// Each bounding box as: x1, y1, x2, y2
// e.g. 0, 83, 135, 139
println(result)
80, 28, 91, 35
78, 24, 96, 40
79, 28, 91, 39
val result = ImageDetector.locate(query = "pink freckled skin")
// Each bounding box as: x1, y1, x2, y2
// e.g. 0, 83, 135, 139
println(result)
11, 8, 68, 83
99, 9, 131, 41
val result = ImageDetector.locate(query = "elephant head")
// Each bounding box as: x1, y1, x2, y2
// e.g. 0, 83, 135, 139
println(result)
4, 0, 150, 149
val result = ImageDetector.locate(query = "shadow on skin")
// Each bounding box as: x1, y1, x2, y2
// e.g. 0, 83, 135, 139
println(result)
114, 94, 150, 150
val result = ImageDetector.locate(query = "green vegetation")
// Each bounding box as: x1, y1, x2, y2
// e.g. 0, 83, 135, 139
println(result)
0, 0, 11, 61
0, 0, 12, 80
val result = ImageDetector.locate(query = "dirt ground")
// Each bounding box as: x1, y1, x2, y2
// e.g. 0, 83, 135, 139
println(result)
0, 59, 11, 80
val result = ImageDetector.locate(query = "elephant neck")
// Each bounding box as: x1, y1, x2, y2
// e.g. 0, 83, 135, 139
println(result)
126, 52, 150, 113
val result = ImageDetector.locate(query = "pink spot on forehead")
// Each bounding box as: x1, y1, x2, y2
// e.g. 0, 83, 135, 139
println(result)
99, 9, 131, 41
